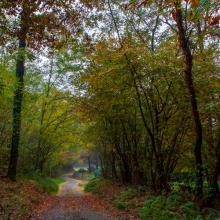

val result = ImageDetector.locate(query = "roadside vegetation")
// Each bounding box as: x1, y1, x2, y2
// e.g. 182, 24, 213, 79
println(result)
32, 175, 66, 195
84, 178, 220, 220
72, 168, 95, 182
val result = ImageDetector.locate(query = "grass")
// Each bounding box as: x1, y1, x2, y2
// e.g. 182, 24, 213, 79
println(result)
33, 173, 66, 194
51, 177, 66, 185
50, 177, 66, 194
78, 183, 87, 187
72, 170, 95, 181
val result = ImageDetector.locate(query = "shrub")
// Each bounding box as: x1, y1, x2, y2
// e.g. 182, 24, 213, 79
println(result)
115, 199, 127, 210
138, 192, 220, 220
94, 168, 102, 177
84, 178, 103, 193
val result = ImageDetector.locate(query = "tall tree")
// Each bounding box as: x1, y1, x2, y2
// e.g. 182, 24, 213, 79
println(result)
0, 0, 82, 181
175, 1, 203, 199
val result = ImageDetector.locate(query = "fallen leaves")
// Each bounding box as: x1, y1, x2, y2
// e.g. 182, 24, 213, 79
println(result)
31, 193, 140, 220
0, 177, 49, 220
1, 176, 139, 219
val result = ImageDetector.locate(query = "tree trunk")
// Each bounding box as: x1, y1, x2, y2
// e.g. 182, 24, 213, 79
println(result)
88, 155, 91, 173
111, 151, 118, 180
7, 37, 26, 181
175, 8, 203, 198
211, 137, 220, 193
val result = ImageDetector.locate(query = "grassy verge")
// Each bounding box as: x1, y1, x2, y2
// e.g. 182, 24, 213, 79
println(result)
33, 175, 66, 194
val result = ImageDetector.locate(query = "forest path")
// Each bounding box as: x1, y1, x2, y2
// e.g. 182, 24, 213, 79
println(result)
31, 173, 139, 220
57, 173, 88, 196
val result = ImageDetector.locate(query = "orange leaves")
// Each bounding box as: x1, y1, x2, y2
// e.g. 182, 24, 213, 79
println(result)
209, 16, 220, 26
124, 0, 148, 12
189, 11, 194, 20
0, 178, 49, 220
189, 0, 199, 8
31, 190, 140, 219
205, 15, 220, 26
171, 10, 176, 22
124, 3, 128, 10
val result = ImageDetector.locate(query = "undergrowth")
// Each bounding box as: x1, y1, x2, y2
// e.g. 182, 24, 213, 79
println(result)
139, 192, 220, 220
0, 177, 47, 219
84, 179, 220, 220
84, 178, 104, 193
32, 174, 66, 194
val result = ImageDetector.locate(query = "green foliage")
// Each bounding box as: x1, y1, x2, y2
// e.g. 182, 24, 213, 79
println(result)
114, 189, 138, 210
119, 189, 137, 200
94, 168, 102, 177
84, 178, 103, 193
115, 199, 128, 210
32, 172, 66, 194
138, 193, 220, 220
0, 146, 10, 176
111, 187, 146, 212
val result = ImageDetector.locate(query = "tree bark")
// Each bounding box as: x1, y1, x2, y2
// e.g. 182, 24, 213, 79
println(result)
7, 2, 27, 181
175, 8, 203, 198
7, 38, 26, 181
211, 137, 220, 193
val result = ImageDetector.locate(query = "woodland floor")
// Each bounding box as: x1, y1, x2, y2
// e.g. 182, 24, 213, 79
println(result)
30, 173, 140, 220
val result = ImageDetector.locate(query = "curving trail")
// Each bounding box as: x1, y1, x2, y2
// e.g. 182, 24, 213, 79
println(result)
57, 173, 88, 196
31, 173, 140, 220
31, 173, 110, 220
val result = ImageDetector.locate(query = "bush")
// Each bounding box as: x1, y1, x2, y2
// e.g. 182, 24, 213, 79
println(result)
94, 168, 102, 177
84, 178, 103, 193
115, 199, 127, 210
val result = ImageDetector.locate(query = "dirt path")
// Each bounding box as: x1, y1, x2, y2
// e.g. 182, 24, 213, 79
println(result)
31, 174, 140, 220
57, 173, 88, 196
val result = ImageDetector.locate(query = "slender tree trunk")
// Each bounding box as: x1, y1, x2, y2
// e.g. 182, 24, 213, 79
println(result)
88, 155, 91, 173
7, 38, 26, 181
175, 7, 203, 198
95, 154, 99, 169
111, 151, 118, 180
35, 54, 53, 171
211, 137, 220, 193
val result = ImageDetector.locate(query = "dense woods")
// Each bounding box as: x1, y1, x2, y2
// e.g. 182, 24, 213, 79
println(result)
0, 0, 219, 206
